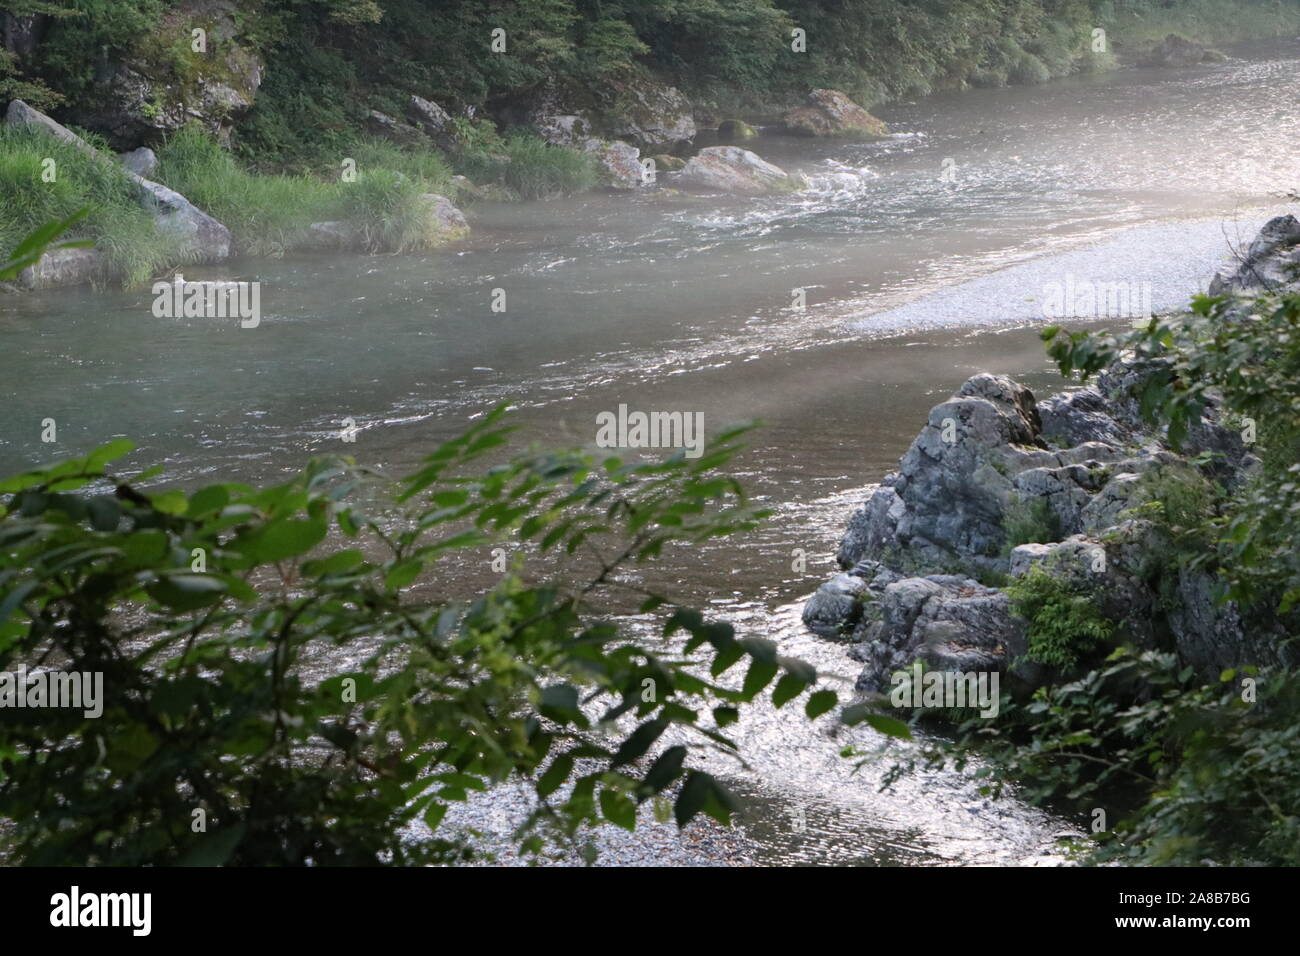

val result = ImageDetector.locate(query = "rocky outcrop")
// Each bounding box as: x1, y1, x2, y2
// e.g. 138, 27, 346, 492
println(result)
1208, 214, 1300, 297
604, 82, 695, 152
672, 146, 802, 195
808, 356, 1273, 691
406, 95, 457, 151
365, 109, 428, 150
518, 78, 695, 155
783, 89, 887, 138
6, 99, 231, 280
1139, 34, 1227, 69
61, 0, 262, 148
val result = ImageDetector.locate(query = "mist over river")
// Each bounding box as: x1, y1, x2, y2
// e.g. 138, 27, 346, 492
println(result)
5, 38, 1299, 864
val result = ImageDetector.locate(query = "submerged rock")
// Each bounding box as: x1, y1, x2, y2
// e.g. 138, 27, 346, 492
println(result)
717, 119, 758, 142
783, 89, 887, 138
673, 146, 800, 194
1139, 34, 1227, 69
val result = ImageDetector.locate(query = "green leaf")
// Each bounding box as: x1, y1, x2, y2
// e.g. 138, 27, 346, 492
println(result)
805, 690, 838, 719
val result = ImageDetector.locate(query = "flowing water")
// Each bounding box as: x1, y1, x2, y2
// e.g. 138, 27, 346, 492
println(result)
5, 38, 1300, 865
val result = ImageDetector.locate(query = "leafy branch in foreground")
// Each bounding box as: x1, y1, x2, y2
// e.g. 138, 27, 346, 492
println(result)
0, 208, 92, 282
0, 409, 844, 865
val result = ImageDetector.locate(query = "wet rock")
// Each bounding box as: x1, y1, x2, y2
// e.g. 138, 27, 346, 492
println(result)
673, 146, 800, 195
1139, 34, 1226, 69
17, 247, 105, 290
802, 572, 869, 638
717, 119, 758, 142
583, 138, 644, 190
783, 89, 887, 138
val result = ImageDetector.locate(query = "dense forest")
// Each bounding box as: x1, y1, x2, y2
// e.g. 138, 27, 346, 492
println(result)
4, 0, 1299, 166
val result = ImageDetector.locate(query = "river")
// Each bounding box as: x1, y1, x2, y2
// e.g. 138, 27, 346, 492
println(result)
3, 38, 1299, 865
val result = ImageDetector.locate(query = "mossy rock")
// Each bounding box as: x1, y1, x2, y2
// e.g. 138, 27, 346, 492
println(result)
717, 119, 757, 142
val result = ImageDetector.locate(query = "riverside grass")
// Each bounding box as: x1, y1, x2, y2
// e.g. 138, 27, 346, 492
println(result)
0, 125, 172, 288
154, 127, 460, 257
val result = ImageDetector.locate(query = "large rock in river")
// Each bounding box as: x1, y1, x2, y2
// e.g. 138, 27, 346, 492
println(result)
783, 89, 886, 138
673, 146, 801, 195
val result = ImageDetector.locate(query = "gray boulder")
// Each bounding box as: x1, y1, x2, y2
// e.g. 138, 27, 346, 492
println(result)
365, 110, 427, 149
16, 247, 106, 290
783, 89, 887, 138
606, 82, 695, 152
673, 146, 801, 195
406, 95, 457, 151
582, 138, 645, 190
1208, 214, 1300, 297
118, 146, 159, 177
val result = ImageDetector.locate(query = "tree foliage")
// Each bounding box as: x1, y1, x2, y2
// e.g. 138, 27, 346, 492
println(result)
0, 411, 843, 865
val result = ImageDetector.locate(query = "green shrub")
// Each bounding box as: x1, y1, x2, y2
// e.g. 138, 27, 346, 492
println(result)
1006, 565, 1115, 672
157, 127, 456, 255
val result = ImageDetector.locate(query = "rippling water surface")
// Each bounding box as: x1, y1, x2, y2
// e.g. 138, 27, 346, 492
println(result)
5, 39, 1300, 864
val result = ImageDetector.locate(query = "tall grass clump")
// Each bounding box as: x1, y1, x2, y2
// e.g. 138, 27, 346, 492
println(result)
158, 127, 464, 254
457, 132, 596, 201
155, 125, 340, 256
0, 125, 172, 288
339, 168, 437, 253
347, 138, 459, 199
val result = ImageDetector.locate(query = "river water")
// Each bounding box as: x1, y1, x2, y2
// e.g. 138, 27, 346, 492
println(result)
4, 39, 1299, 865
